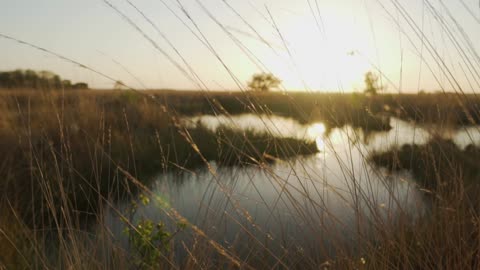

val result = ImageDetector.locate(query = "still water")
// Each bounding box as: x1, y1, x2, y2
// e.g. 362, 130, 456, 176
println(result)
102, 114, 480, 260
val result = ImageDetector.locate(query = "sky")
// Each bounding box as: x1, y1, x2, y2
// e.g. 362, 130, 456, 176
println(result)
1, 0, 479, 92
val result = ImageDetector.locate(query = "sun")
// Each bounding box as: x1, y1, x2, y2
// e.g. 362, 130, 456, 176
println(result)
259, 10, 372, 91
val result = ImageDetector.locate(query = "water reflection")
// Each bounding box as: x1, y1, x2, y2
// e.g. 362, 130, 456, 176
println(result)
187, 114, 314, 141
104, 114, 480, 261
307, 123, 327, 151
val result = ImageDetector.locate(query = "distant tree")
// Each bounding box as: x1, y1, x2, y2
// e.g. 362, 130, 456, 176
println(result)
51, 75, 62, 89
11, 70, 23, 88
62, 80, 72, 89
72, 82, 89, 90
0, 71, 11, 88
0, 69, 88, 90
363, 71, 383, 95
24, 69, 38, 88
247, 73, 281, 92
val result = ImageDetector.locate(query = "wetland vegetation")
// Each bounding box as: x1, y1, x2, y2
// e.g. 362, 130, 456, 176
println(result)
1, 0, 480, 269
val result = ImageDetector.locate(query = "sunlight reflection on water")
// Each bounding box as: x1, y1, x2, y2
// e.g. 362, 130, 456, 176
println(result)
307, 123, 327, 151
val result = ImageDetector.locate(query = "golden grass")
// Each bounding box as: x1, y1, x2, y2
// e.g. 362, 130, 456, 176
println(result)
1, 89, 480, 269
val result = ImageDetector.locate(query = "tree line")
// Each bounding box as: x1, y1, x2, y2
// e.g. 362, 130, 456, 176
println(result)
0, 69, 88, 90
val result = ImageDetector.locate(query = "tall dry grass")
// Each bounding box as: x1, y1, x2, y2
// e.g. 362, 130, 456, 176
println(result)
1, 88, 480, 269
0, 89, 324, 269
1, 0, 480, 269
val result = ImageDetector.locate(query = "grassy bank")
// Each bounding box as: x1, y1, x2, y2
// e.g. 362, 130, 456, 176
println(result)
4, 89, 478, 128
131, 90, 479, 128
364, 137, 480, 269
1, 89, 395, 132
369, 137, 480, 192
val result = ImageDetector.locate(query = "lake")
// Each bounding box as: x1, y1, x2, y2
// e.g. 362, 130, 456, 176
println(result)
101, 114, 480, 264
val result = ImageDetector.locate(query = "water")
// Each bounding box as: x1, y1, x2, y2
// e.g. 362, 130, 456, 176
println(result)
102, 114, 480, 261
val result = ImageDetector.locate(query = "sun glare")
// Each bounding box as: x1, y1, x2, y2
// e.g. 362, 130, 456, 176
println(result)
260, 8, 372, 91
307, 123, 327, 151
307, 123, 326, 138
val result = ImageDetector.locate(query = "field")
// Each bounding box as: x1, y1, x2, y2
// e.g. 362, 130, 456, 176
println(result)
1, 89, 480, 269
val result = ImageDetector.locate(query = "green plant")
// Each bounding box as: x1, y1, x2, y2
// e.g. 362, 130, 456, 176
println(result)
122, 193, 186, 269
124, 219, 171, 269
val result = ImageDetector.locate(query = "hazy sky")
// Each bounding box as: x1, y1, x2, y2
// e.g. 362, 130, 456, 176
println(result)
1, 0, 479, 92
